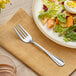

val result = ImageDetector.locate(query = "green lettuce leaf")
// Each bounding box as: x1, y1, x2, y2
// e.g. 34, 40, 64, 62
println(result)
38, 10, 57, 19
57, 13, 67, 23
65, 24, 76, 41
53, 24, 68, 36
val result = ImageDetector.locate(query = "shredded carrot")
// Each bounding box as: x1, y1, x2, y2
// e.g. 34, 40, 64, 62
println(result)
56, 18, 59, 24
67, 16, 73, 27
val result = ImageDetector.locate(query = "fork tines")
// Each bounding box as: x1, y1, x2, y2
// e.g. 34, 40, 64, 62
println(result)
14, 24, 30, 39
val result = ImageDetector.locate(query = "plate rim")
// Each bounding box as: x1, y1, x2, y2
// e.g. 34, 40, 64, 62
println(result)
32, 0, 76, 49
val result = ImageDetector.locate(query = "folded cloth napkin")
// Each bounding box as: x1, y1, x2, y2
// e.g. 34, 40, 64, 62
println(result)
0, 8, 76, 76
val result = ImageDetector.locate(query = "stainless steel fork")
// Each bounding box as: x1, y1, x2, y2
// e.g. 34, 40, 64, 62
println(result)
14, 24, 65, 67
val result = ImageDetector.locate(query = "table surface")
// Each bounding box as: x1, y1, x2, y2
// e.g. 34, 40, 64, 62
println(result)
0, 0, 76, 76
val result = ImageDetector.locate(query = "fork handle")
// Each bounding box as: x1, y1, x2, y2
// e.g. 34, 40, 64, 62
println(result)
31, 41, 65, 67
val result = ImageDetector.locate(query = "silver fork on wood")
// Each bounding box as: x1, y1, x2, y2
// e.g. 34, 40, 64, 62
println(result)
14, 24, 65, 67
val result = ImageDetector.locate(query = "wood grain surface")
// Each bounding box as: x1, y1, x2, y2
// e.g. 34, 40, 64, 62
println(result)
0, 0, 76, 76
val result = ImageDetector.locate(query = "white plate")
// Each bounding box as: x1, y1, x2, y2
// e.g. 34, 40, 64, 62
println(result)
32, 0, 76, 49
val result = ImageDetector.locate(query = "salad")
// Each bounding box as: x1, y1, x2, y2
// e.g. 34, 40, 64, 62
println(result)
38, 0, 76, 42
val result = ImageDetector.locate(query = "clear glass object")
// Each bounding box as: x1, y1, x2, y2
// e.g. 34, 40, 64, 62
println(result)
0, 55, 16, 76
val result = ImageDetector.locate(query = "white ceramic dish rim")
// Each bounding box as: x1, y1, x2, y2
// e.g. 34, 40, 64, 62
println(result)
32, 0, 76, 49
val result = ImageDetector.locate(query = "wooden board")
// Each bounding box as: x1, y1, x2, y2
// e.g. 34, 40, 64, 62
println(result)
0, 0, 76, 76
